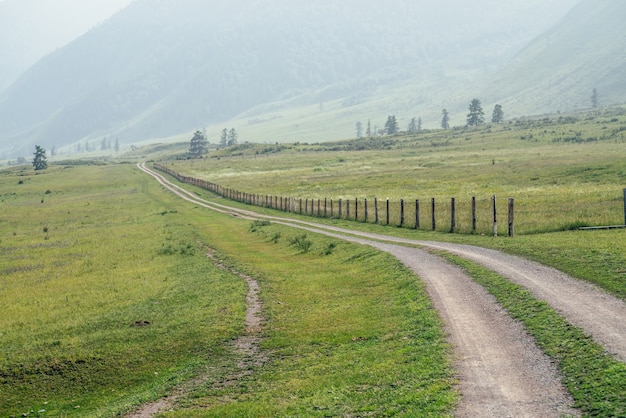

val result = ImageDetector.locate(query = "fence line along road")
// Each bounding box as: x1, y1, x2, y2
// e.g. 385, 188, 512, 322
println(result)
152, 163, 517, 236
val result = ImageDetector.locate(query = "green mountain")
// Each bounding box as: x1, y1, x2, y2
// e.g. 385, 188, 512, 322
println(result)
481, 0, 626, 114
0, 0, 593, 157
0, 0, 132, 91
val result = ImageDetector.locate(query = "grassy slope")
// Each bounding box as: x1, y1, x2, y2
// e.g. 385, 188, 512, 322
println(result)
172, 109, 626, 235
0, 163, 456, 416
0, 164, 248, 416
1, 108, 625, 415
160, 110, 626, 300
165, 220, 455, 417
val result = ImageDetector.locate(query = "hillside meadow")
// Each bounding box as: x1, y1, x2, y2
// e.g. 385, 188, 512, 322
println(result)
165, 108, 626, 236
0, 108, 624, 416
0, 163, 455, 416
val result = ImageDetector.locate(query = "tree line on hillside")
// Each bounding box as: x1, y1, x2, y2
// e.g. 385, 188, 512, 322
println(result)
357, 88, 603, 139
188, 127, 240, 158
355, 99, 506, 139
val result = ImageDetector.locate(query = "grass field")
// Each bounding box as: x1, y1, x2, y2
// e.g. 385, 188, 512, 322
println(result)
0, 163, 456, 416
0, 163, 252, 416
1, 108, 625, 416
165, 108, 626, 235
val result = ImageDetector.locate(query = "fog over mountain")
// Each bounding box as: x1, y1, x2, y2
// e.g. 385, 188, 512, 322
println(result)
0, 0, 133, 91
481, 0, 626, 114
4, 0, 622, 158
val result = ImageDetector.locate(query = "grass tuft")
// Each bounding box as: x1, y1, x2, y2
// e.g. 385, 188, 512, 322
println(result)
287, 233, 313, 252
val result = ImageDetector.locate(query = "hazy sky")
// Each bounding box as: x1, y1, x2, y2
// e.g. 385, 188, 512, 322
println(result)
0, 0, 134, 89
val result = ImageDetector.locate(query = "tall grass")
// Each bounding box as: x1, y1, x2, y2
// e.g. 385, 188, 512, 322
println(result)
163, 220, 456, 417
163, 111, 626, 235
0, 164, 247, 416
0, 163, 457, 416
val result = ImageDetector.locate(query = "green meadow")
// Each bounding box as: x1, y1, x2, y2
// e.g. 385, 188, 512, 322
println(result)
0, 163, 455, 416
0, 108, 625, 416
170, 108, 626, 235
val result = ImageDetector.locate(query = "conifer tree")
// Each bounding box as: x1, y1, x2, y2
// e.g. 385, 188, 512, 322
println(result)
189, 130, 209, 157
491, 104, 504, 123
32, 145, 48, 171
227, 128, 238, 145
384, 115, 398, 135
466, 99, 485, 128
441, 109, 450, 129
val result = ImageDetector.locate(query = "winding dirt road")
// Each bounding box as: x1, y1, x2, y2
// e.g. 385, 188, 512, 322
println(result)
136, 163, 626, 416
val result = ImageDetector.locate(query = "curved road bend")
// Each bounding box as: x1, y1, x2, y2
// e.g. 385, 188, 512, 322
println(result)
140, 163, 626, 416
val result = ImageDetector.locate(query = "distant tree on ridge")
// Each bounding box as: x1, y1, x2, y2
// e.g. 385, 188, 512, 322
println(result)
227, 128, 238, 146
491, 104, 504, 123
384, 115, 398, 135
466, 99, 485, 129
189, 130, 209, 157
408, 117, 417, 133
32, 145, 48, 171
219, 129, 228, 148
441, 109, 450, 129
591, 88, 598, 109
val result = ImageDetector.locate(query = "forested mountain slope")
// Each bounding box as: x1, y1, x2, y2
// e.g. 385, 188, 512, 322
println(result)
0, 0, 592, 157
0, 0, 131, 91
481, 0, 626, 114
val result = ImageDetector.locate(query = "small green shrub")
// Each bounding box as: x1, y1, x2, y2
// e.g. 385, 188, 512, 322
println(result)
323, 242, 337, 255
287, 234, 312, 252
558, 221, 591, 231
158, 240, 196, 256
270, 232, 281, 243
249, 220, 271, 232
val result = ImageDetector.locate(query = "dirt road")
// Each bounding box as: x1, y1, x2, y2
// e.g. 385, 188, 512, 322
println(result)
137, 163, 623, 416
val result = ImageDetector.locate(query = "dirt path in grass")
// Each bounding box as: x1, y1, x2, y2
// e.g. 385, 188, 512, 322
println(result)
124, 246, 266, 418
138, 163, 626, 415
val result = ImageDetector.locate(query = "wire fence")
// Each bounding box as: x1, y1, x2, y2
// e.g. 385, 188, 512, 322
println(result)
153, 163, 626, 236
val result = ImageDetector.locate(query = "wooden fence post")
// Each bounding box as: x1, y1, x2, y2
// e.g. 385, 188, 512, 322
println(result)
386, 198, 390, 225
318, 199, 321, 217
400, 199, 405, 227
347, 199, 350, 219
330, 199, 333, 218
355, 198, 358, 221
324, 198, 327, 218
492, 195, 498, 237
431, 198, 436, 230
450, 197, 456, 233
472, 196, 477, 233
415, 199, 420, 229
508, 198, 515, 237
375, 198, 379, 224
624, 189, 626, 225
339, 199, 342, 219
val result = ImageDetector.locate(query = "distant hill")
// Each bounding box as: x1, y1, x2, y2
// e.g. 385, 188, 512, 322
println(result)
0, 0, 584, 157
0, 0, 132, 91
481, 0, 626, 114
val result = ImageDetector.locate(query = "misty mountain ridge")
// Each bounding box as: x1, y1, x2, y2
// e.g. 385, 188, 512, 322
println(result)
0, 0, 132, 91
3, 0, 623, 158
481, 0, 626, 114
